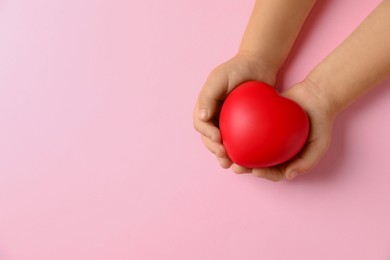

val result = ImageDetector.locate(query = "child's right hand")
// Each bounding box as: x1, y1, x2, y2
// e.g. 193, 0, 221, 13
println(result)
193, 52, 277, 169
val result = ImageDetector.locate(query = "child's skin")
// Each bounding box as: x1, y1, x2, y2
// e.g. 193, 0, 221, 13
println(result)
193, 0, 390, 181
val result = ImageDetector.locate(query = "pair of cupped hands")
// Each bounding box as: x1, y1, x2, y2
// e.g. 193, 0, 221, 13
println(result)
193, 53, 336, 181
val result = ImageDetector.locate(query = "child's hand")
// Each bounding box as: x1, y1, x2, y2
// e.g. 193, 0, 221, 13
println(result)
193, 53, 277, 169
231, 81, 336, 181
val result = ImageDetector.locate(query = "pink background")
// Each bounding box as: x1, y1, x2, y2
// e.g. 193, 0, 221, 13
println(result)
0, 0, 389, 259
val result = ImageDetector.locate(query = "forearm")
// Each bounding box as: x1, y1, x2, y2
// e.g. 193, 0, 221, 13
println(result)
239, 0, 317, 73
306, 0, 390, 115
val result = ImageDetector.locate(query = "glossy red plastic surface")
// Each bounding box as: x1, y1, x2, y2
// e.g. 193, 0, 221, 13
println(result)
219, 81, 310, 168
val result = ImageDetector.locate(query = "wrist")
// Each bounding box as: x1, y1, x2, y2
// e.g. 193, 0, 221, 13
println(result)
235, 49, 278, 86
237, 48, 280, 76
297, 77, 340, 120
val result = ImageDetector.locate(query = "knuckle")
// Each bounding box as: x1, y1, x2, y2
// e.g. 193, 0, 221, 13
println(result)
221, 162, 231, 169
205, 145, 216, 155
231, 166, 242, 174
214, 147, 225, 157
252, 170, 264, 178
232, 168, 240, 174
273, 176, 283, 182
218, 158, 231, 169
193, 121, 202, 133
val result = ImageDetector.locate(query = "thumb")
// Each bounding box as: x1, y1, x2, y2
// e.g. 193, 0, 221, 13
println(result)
198, 73, 228, 121
198, 94, 216, 121
285, 139, 330, 180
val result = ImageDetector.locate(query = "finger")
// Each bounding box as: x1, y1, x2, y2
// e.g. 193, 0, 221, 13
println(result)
231, 163, 252, 174
193, 102, 222, 143
284, 139, 329, 180
217, 157, 233, 169
252, 167, 284, 182
194, 117, 221, 143
197, 70, 228, 122
201, 135, 227, 158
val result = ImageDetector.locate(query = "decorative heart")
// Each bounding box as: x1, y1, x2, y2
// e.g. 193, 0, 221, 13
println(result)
219, 81, 310, 168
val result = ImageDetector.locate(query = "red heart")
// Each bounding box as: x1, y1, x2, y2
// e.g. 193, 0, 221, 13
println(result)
219, 81, 310, 168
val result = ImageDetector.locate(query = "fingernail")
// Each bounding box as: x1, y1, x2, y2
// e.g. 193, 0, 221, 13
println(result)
287, 170, 298, 180
199, 109, 208, 120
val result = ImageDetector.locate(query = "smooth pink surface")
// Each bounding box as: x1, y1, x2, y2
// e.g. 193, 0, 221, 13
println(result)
0, 0, 389, 259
